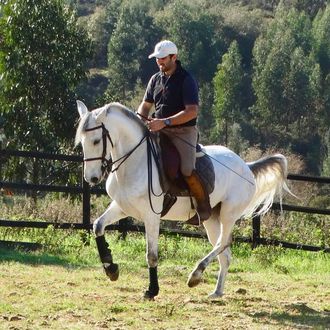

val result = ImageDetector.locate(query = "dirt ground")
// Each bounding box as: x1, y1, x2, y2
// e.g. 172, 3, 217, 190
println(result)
1, 261, 329, 330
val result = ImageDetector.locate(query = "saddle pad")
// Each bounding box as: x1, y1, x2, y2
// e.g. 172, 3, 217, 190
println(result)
157, 133, 215, 197
160, 148, 215, 216
195, 148, 215, 195
172, 148, 215, 197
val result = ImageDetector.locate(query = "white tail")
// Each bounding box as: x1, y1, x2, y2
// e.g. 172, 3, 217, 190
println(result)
243, 154, 293, 218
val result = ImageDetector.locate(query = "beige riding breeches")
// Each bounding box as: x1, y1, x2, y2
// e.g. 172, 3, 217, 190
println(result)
161, 125, 198, 177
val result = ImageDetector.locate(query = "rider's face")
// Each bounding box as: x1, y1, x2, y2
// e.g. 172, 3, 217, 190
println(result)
156, 55, 176, 74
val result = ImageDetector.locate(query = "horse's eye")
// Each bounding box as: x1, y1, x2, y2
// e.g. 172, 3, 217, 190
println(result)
93, 139, 101, 145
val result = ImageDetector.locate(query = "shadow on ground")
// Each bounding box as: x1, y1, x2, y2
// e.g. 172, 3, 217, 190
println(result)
250, 303, 330, 328
0, 247, 66, 265
0, 242, 86, 267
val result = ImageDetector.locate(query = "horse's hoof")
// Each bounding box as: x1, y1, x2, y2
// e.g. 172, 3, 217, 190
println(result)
104, 263, 119, 281
187, 269, 202, 288
144, 290, 156, 301
208, 292, 223, 299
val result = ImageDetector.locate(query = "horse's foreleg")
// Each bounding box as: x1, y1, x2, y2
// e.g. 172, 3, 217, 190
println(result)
144, 217, 161, 300
93, 201, 126, 281
93, 201, 126, 236
95, 235, 119, 281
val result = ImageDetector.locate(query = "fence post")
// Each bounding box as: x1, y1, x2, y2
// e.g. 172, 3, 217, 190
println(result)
82, 166, 91, 231
252, 215, 261, 249
0, 138, 2, 181
0, 130, 4, 180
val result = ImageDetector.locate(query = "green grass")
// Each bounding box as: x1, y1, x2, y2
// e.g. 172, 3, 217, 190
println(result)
1, 226, 329, 272
0, 228, 329, 329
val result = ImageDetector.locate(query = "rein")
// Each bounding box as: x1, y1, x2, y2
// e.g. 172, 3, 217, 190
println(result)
136, 114, 164, 213
84, 118, 163, 215
146, 132, 163, 215
138, 112, 254, 186
84, 123, 148, 175
110, 135, 147, 172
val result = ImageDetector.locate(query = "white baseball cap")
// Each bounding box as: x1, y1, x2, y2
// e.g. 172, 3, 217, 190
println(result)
148, 40, 178, 59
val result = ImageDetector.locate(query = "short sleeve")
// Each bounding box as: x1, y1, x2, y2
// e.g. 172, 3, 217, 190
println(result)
143, 76, 155, 103
182, 75, 199, 105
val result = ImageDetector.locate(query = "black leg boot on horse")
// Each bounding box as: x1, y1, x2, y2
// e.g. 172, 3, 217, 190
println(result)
184, 170, 212, 226
95, 235, 119, 281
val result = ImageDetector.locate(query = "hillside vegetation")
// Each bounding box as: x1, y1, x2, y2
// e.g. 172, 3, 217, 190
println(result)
72, 0, 330, 175
1, 0, 329, 177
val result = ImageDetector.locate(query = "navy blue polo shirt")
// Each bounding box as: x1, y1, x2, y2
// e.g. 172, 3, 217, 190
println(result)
143, 61, 198, 126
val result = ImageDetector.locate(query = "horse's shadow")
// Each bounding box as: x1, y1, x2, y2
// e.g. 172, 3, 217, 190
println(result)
199, 294, 329, 328
249, 302, 330, 328
0, 242, 76, 267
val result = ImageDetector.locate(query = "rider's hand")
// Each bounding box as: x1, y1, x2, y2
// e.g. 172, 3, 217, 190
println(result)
147, 118, 166, 132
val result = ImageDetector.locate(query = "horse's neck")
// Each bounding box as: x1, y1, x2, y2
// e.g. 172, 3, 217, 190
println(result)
107, 113, 148, 177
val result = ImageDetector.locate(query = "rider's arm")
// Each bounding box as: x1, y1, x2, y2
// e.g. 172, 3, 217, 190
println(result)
165, 74, 198, 125
137, 75, 155, 122
148, 74, 199, 132
137, 101, 154, 122
147, 105, 197, 132
168, 105, 198, 124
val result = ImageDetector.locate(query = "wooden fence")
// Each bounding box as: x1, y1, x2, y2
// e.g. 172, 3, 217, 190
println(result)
0, 149, 329, 252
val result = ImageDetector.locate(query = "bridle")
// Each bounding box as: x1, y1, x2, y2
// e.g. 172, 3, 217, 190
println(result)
83, 122, 150, 176
84, 123, 114, 177
83, 117, 168, 215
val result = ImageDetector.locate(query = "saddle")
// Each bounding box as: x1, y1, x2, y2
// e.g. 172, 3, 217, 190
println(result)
158, 133, 215, 217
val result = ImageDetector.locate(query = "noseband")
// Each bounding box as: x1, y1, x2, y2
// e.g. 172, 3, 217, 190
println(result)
84, 123, 114, 176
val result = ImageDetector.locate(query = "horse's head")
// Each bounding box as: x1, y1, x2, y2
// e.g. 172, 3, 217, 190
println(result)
75, 101, 112, 185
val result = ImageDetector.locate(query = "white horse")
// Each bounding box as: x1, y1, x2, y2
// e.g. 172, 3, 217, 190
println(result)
75, 100, 291, 299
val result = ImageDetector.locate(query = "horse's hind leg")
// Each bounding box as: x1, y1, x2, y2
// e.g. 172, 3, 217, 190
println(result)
93, 201, 126, 281
187, 204, 237, 290
195, 215, 232, 298
209, 248, 231, 298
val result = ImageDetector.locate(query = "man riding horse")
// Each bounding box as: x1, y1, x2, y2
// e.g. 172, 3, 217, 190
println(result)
137, 40, 211, 225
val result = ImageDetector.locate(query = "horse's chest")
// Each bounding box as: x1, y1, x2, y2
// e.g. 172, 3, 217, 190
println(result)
107, 180, 147, 214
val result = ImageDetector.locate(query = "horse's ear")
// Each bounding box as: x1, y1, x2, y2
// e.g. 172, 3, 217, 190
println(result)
95, 106, 107, 123
77, 100, 88, 118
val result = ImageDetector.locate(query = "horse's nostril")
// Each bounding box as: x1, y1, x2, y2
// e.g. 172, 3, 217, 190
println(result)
91, 177, 99, 184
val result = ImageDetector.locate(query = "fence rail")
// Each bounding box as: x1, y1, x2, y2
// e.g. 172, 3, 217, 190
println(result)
0, 149, 329, 252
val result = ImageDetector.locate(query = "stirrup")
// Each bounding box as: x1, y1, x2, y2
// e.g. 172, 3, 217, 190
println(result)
185, 212, 203, 226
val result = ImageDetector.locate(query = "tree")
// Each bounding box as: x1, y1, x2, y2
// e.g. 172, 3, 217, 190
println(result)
155, 0, 226, 83
244, 0, 326, 17
0, 0, 91, 151
251, 5, 324, 172
105, 0, 161, 103
0, 0, 91, 184
313, 5, 330, 75
311, 5, 330, 174
198, 82, 215, 144
82, 3, 119, 67
212, 41, 244, 148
